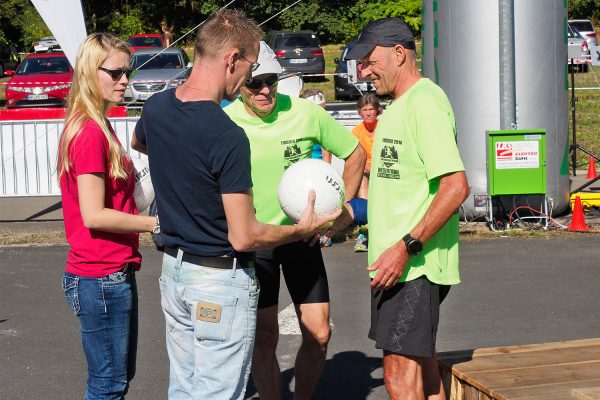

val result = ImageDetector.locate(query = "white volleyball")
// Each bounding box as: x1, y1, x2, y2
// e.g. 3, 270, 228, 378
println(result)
132, 157, 154, 213
277, 159, 345, 223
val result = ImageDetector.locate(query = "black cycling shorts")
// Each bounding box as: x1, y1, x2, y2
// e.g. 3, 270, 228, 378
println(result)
255, 240, 329, 309
369, 276, 450, 358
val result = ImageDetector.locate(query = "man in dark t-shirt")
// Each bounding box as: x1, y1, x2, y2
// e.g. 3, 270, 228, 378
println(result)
132, 10, 339, 400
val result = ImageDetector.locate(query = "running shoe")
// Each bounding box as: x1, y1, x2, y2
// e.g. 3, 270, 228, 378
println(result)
354, 233, 368, 252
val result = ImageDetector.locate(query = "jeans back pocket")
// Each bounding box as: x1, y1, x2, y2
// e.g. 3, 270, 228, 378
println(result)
188, 289, 238, 347
62, 274, 80, 316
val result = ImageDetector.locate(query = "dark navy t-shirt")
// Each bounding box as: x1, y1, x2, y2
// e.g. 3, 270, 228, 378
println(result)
135, 89, 253, 258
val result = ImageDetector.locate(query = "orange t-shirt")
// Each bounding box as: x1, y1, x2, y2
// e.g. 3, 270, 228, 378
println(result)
352, 121, 376, 171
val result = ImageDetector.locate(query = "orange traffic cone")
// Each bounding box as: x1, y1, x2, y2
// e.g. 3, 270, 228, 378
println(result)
586, 157, 597, 180
568, 196, 590, 231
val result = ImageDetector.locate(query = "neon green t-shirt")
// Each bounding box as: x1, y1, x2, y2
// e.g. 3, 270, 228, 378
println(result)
368, 78, 465, 285
226, 93, 359, 226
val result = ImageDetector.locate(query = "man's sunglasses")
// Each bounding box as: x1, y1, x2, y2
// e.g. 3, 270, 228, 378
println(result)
245, 75, 279, 90
238, 53, 260, 73
99, 67, 134, 80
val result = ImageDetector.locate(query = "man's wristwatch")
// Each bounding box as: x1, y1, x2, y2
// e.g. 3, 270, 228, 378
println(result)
402, 234, 423, 256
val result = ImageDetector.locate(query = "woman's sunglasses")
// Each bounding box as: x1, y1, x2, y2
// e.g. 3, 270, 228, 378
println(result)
245, 74, 279, 90
99, 67, 134, 80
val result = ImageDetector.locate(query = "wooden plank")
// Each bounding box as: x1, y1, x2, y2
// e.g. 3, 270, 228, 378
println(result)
572, 387, 600, 400
438, 338, 600, 362
439, 339, 600, 399
464, 361, 600, 396
444, 344, 600, 375
494, 379, 600, 400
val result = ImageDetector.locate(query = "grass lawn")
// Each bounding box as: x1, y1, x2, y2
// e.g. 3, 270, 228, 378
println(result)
568, 65, 600, 168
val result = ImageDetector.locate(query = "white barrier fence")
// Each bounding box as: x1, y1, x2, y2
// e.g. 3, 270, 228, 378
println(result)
0, 112, 360, 197
0, 117, 146, 197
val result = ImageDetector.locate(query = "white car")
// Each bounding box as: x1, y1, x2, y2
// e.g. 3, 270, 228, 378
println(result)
569, 19, 597, 47
33, 36, 58, 53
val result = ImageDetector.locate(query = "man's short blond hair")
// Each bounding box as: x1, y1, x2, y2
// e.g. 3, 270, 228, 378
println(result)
195, 9, 263, 60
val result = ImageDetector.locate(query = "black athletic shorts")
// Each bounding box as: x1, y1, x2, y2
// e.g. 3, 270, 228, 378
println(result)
255, 240, 329, 309
369, 276, 450, 358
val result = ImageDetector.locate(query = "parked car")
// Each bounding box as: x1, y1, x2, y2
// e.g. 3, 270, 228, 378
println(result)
567, 25, 591, 73
333, 42, 373, 101
4, 52, 72, 108
266, 30, 325, 79
123, 48, 191, 104
569, 19, 597, 47
127, 34, 164, 52
33, 36, 58, 53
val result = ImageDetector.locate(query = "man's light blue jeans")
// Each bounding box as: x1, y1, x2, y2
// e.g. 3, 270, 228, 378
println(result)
159, 250, 259, 399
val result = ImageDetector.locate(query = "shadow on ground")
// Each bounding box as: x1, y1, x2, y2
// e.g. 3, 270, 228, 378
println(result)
245, 351, 383, 399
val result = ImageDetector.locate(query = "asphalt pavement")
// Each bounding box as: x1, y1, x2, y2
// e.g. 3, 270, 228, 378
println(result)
1, 237, 599, 399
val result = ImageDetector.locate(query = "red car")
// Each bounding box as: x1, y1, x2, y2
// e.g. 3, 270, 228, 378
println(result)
4, 52, 72, 108
128, 34, 164, 52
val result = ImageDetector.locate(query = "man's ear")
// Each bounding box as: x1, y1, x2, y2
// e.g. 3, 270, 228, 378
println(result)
392, 44, 407, 66
226, 49, 238, 73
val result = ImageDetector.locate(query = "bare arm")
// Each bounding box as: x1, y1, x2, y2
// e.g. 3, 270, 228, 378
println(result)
320, 144, 366, 241
321, 148, 332, 163
342, 144, 366, 202
222, 189, 341, 252
368, 171, 470, 289
77, 173, 156, 233
131, 131, 147, 154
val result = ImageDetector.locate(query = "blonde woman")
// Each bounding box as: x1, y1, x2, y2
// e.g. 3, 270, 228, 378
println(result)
57, 33, 158, 399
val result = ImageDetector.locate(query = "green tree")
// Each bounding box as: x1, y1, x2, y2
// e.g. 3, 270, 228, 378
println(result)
0, 0, 49, 51
107, 6, 152, 39
568, 0, 600, 25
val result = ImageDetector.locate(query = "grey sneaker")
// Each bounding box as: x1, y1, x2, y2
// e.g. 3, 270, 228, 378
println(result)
354, 234, 368, 252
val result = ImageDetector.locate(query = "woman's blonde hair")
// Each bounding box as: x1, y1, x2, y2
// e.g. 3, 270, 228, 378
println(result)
58, 33, 131, 180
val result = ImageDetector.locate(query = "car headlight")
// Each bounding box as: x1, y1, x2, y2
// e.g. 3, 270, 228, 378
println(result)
7, 83, 71, 93
167, 78, 186, 88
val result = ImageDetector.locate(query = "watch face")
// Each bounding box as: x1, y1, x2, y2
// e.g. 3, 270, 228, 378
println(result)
407, 239, 423, 255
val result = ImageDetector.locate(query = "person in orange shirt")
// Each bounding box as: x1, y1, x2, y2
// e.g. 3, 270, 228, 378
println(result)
351, 93, 381, 251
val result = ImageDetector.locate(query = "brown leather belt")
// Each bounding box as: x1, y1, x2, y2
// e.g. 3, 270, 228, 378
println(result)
164, 247, 254, 269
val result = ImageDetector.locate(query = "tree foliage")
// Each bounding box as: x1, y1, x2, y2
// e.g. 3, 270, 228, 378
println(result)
568, 0, 600, 25
1, 0, 598, 52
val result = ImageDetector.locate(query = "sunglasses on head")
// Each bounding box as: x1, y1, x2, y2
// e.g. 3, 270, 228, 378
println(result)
245, 75, 279, 90
99, 66, 134, 80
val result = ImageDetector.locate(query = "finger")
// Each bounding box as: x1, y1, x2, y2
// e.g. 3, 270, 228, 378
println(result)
383, 275, 398, 290
305, 189, 316, 212
308, 234, 320, 247
370, 270, 385, 288
319, 234, 331, 248
320, 207, 342, 224
367, 261, 380, 272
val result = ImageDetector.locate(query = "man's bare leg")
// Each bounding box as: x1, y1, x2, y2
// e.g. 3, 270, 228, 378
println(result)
251, 305, 282, 400
293, 302, 331, 400
423, 353, 445, 400
382, 351, 425, 400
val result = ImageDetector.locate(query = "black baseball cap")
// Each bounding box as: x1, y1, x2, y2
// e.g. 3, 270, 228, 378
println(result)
346, 18, 416, 60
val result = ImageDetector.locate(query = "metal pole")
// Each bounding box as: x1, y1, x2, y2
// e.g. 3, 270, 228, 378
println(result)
570, 59, 577, 176
499, 0, 517, 130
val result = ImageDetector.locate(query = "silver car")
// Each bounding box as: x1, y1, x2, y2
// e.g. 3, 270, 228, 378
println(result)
124, 48, 192, 104
569, 19, 597, 47
568, 25, 591, 72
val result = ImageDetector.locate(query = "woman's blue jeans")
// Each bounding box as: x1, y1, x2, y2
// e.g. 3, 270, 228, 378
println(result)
62, 269, 138, 400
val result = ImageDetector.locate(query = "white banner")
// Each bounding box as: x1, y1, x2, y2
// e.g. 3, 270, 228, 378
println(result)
591, 46, 600, 67
31, 0, 87, 67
